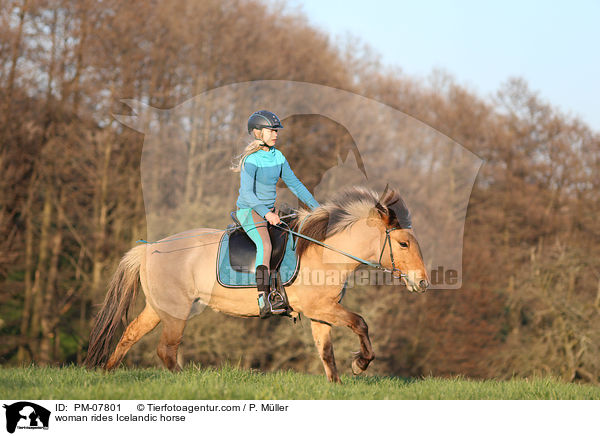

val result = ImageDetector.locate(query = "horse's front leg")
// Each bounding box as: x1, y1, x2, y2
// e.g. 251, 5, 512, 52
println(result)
347, 311, 375, 375
309, 303, 375, 376
310, 320, 341, 383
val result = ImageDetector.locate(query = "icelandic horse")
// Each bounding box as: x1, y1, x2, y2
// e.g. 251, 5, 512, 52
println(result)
84, 187, 429, 382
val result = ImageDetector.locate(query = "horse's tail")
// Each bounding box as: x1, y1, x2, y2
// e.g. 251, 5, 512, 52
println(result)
84, 245, 145, 368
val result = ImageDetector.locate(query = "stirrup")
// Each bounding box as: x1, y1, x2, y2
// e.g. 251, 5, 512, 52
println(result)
267, 291, 287, 314
268, 271, 290, 315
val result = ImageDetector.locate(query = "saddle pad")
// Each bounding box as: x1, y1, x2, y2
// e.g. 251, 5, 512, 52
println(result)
216, 230, 300, 288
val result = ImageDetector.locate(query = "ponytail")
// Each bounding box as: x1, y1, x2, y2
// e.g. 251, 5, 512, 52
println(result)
231, 135, 265, 172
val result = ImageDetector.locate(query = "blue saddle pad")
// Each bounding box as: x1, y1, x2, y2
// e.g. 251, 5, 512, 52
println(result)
216, 231, 300, 288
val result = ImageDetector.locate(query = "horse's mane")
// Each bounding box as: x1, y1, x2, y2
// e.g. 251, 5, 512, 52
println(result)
292, 186, 411, 258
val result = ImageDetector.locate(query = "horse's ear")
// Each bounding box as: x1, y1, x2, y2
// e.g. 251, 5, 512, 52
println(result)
375, 202, 387, 215
379, 184, 390, 203
379, 184, 400, 208
367, 202, 390, 227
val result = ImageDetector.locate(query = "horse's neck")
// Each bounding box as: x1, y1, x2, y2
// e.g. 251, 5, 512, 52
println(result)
317, 219, 380, 269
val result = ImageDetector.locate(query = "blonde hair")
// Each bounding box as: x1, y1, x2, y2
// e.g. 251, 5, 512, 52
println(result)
231, 130, 266, 172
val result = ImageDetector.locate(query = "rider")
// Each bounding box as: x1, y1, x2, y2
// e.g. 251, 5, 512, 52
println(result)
232, 110, 320, 318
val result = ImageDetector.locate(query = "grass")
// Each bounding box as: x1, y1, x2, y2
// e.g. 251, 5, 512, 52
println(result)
1, 364, 599, 400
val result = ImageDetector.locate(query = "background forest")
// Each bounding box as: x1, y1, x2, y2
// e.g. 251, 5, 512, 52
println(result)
1, 0, 599, 383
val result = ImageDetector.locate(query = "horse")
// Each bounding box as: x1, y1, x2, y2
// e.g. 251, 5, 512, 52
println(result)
84, 186, 429, 383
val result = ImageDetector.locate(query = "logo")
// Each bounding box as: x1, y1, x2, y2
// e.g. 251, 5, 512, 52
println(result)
3, 402, 50, 433
114, 80, 482, 319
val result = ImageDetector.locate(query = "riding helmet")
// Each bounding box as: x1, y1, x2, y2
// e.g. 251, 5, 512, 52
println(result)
247, 110, 283, 134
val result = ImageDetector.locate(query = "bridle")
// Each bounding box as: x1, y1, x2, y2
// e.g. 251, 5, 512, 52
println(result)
274, 221, 408, 280
377, 227, 407, 279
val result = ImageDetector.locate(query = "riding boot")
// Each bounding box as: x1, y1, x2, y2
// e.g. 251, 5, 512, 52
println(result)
256, 265, 271, 319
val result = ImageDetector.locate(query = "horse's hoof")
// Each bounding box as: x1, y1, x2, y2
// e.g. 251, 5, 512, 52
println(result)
352, 358, 365, 375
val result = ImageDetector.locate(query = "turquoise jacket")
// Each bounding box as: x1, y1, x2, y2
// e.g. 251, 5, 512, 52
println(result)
236, 147, 320, 217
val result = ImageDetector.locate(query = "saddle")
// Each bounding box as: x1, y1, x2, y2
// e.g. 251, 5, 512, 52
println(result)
224, 212, 295, 318
215, 212, 300, 289
228, 212, 289, 274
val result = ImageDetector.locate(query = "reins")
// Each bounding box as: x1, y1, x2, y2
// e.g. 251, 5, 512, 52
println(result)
136, 211, 407, 279
274, 220, 407, 279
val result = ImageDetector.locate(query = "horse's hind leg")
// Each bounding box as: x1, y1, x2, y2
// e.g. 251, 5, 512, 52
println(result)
156, 314, 187, 372
106, 304, 161, 370
310, 320, 341, 383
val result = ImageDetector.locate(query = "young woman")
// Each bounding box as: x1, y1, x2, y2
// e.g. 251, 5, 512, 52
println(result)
232, 110, 320, 318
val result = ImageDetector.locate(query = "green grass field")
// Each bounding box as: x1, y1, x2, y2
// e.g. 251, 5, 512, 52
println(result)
1, 365, 599, 400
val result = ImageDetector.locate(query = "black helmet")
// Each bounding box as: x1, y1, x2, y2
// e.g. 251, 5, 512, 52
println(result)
247, 110, 283, 134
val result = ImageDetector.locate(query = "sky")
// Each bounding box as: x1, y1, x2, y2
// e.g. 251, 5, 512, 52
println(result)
291, 0, 600, 132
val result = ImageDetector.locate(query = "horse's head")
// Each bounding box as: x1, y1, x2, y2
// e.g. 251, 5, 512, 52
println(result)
294, 185, 429, 293
368, 188, 429, 293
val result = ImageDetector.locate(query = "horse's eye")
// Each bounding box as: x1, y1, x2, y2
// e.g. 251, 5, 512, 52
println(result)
399, 241, 409, 248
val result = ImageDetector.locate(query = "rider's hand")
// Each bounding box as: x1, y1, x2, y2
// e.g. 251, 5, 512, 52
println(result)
265, 211, 281, 225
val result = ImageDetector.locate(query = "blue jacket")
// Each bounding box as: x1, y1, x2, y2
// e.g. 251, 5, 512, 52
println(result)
236, 147, 320, 217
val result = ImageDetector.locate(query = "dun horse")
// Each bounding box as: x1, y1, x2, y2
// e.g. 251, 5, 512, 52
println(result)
85, 187, 429, 382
